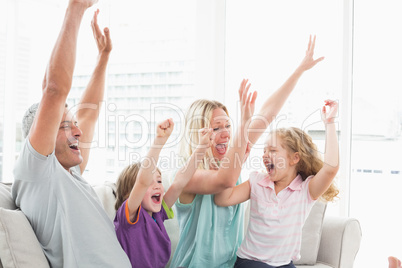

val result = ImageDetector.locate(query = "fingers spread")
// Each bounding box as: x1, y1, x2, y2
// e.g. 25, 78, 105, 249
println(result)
242, 81, 251, 105
307, 34, 312, 51
91, 9, 102, 38
250, 91, 257, 104
239, 79, 248, 100
311, 35, 316, 51
314, 57, 325, 64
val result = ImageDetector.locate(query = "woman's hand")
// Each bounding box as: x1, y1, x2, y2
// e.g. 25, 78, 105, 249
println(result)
198, 127, 213, 150
238, 79, 257, 127
298, 35, 324, 72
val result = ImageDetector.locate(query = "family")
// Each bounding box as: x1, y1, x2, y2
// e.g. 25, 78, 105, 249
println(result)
11, 1, 347, 268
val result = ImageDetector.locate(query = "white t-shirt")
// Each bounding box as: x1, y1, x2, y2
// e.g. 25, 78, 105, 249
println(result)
237, 171, 316, 266
12, 139, 131, 268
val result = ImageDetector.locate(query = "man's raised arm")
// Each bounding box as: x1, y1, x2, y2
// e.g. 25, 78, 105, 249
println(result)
77, 9, 112, 173
29, 0, 97, 156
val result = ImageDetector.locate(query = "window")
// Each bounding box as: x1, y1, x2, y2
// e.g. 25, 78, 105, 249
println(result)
100, 0, 201, 181
0, 0, 64, 182
225, 0, 344, 215
350, 0, 402, 266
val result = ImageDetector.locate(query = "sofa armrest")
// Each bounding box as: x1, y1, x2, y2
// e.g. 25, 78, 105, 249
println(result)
317, 216, 362, 268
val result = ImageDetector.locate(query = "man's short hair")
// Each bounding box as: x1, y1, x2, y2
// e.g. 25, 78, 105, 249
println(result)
21, 103, 69, 139
22, 102, 39, 139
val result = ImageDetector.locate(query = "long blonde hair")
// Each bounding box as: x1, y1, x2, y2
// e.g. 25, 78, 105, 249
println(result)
179, 99, 229, 170
114, 162, 161, 210
272, 127, 339, 202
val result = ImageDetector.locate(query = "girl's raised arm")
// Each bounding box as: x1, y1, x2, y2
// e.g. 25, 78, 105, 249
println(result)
309, 100, 339, 200
126, 119, 174, 221
248, 35, 324, 145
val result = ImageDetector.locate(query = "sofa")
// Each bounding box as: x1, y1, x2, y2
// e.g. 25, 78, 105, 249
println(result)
0, 181, 362, 268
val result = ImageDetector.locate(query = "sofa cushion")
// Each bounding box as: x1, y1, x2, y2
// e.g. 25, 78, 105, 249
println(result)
294, 201, 327, 265
0, 208, 49, 268
0, 183, 17, 210
93, 181, 117, 221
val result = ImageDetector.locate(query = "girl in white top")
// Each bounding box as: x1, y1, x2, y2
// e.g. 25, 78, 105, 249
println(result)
214, 100, 340, 268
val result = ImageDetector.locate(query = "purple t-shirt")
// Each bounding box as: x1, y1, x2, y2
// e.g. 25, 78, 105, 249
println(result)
114, 200, 171, 268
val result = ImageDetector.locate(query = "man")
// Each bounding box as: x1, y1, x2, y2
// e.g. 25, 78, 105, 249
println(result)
12, 1, 131, 267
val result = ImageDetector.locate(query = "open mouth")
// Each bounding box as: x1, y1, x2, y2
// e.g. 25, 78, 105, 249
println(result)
69, 144, 79, 151
151, 194, 161, 204
215, 143, 227, 155
266, 163, 274, 173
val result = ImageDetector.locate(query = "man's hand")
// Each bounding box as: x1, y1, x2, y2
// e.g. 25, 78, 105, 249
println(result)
70, 0, 98, 9
91, 9, 112, 55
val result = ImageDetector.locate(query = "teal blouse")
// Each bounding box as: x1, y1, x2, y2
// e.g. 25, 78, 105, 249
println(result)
170, 177, 244, 268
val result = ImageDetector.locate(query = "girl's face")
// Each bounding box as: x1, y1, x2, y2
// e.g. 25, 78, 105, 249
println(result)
262, 135, 296, 181
209, 108, 231, 160
141, 171, 165, 217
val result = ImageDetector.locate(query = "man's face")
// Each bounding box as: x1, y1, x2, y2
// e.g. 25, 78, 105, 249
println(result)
55, 108, 83, 171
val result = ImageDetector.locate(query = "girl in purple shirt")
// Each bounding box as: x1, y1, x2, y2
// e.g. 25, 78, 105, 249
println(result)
114, 119, 212, 267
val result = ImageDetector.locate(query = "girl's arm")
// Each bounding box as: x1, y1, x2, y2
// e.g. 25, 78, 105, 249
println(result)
126, 119, 174, 221
163, 128, 212, 208
248, 35, 324, 145
214, 180, 251, 207
181, 80, 257, 195
309, 100, 339, 200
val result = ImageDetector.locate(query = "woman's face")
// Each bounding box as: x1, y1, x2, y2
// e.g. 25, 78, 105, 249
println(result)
210, 108, 231, 160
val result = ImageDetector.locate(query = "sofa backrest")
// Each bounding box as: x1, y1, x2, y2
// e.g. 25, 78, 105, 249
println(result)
0, 180, 328, 268
0, 183, 50, 268
0, 183, 16, 210
92, 182, 118, 221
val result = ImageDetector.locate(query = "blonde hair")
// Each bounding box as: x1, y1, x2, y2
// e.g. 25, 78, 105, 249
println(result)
114, 162, 161, 210
271, 127, 339, 202
179, 99, 229, 170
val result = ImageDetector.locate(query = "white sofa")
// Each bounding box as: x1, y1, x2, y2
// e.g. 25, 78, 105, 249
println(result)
0, 181, 362, 268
